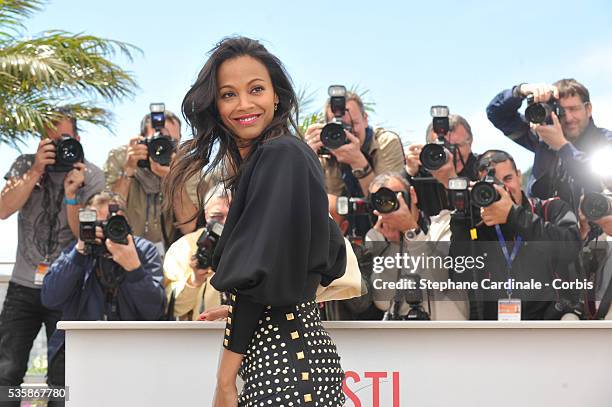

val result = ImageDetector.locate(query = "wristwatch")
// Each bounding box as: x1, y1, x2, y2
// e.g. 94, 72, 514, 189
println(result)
351, 163, 373, 179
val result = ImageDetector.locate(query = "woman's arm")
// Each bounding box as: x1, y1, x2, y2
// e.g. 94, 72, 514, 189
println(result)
213, 349, 243, 407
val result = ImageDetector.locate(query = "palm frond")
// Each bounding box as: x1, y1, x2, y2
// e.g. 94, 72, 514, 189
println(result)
0, 0, 42, 40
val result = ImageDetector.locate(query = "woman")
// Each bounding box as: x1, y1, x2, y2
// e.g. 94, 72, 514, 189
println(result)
166, 37, 347, 406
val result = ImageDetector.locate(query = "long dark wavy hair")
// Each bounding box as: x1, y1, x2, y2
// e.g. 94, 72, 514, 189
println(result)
163, 36, 300, 220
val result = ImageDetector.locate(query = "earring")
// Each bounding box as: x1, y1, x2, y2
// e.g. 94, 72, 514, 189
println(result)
274, 102, 278, 111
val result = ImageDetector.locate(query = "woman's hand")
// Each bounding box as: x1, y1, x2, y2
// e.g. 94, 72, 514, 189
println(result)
197, 305, 229, 321
212, 382, 238, 407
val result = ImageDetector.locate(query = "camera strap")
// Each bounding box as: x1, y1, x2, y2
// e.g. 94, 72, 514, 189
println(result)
42, 178, 66, 260
494, 225, 523, 298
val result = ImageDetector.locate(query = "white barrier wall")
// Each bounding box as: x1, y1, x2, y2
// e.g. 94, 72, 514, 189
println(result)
58, 321, 612, 407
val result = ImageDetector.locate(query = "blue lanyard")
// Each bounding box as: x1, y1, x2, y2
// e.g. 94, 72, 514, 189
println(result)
494, 225, 522, 298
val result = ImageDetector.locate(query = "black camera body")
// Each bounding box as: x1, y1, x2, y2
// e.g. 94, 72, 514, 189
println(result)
420, 106, 451, 171
383, 274, 431, 321
336, 196, 371, 217
525, 94, 565, 125
581, 192, 612, 222
79, 204, 131, 252
195, 220, 224, 270
319, 85, 352, 155
137, 103, 177, 169
46, 134, 84, 172
369, 187, 411, 214
471, 169, 501, 208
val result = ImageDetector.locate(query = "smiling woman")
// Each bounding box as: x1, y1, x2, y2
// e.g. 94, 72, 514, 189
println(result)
164, 37, 347, 407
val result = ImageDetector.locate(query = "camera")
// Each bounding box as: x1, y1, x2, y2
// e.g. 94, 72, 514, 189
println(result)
420, 105, 451, 171
581, 192, 612, 222
137, 103, 177, 169
471, 168, 501, 208
369, 187, 411, 214
524, 94, 565, 125
383, 274, 431, 321
319, 85, 352, 155
448, 177, 471, 213
195, 220, 224, 269
337, 196, 370, 217
46, 134, 84, 172
79, 204, 132, 249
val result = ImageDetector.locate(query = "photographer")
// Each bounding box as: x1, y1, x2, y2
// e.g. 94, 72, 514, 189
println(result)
365, 172, 469, 320
449, 150, 582, 320
41, 191, 166, 387
164, 186, 230, 320
404, 113, 480, 219
486, 79, 612, 210
104, 107, 200, 255
0, 111, 104, 389
304, 88, 404, 207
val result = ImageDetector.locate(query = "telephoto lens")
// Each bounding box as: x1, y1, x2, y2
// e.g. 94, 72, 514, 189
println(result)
103, 215, 131, 244
47, 134, 84, 172
147, 135, 176, 166
369, 187, 411, 214
419, 143, 448, 171
581, 192, 612, 221
320, 123, 348, 149
470, 181, 500, 208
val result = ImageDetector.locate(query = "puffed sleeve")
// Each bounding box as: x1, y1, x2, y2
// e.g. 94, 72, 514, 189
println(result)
210, 137, 345, 353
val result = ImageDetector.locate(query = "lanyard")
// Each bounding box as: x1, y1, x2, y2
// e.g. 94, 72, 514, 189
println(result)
494, 225, 522, 298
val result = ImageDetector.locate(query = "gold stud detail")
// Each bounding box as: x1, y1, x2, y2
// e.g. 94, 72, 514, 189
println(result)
301, 372, 309, 380
228, 305, 233, 313
225, 328, 230, 336
227, 317, 232, 324
231, 294, 236, 301
296, 351, 304, 360
286, 313, 294, 320
304, 393, 312, 402
223, 339, 228, 346
290, 331, 299, 340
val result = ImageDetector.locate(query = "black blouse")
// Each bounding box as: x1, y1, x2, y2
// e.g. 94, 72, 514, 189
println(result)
210, 135, 347, 354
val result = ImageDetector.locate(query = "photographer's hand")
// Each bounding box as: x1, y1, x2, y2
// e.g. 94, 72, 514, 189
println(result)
480, 185, 514, 226
149, 158, 171, 178
125, 136, 148, 173
188, 258, 214, 287
105, 234, 141, 272
519, 83, 559, 103
332, 131, 368, 169
304, 123, 325, 153
532, 112, 568, 151
374, 190, 419, 233
405, 143, 424, 176
64, 162, 86, 199
373, 214, 401, 242
32, 138, 56, 176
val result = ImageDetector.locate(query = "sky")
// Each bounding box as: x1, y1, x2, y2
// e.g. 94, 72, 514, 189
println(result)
1, 0, 612, 267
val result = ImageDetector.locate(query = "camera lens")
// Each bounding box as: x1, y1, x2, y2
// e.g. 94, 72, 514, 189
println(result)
419, 143, 448, 171
320, 123, 347, 150
104, 215, 131, 243
525, 103, 552, 124
471, 182, 500, 208
56, 137, 84, 165
370, 187, 399, 214
147, 135, 175, 166
581, 192, 612, 221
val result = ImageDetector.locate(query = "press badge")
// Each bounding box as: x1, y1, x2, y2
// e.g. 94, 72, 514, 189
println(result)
498, 298, 521, 321
35, 262, 50, 286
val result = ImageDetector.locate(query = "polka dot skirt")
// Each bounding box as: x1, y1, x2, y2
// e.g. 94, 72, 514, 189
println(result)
237, 300, 345, 406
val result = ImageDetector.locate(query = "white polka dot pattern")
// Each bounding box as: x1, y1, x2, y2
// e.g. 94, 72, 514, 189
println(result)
237, 300, 345, 406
